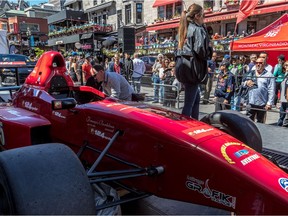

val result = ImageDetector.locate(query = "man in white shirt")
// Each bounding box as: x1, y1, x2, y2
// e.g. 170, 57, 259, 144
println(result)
251, 52, 273, 73
132, 53, 146, 93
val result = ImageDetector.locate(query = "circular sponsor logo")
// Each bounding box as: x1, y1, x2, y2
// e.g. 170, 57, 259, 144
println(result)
279, 178, 288, 192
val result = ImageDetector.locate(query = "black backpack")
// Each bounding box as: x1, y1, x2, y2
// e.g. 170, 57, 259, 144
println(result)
175, 50, 208, 85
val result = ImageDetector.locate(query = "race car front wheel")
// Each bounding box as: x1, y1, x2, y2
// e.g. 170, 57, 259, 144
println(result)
201, 110, 263, 152
0, 143, 96, 214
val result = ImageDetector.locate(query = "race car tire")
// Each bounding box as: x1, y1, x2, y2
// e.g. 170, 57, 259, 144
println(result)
201, 110, 262, 152
0, 143, 96, 215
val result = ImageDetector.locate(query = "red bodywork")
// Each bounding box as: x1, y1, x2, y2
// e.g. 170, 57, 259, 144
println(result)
1, 51, 288, 214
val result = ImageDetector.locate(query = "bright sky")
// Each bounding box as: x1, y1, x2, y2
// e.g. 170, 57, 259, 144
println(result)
10, 0, 48, 6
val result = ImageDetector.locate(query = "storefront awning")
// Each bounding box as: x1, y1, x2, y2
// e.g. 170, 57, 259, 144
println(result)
205, 2, 288, 23
81, 33, 92, 40
146, 22, 179, 31
152, 0, 182, 8
64, 0, 78, 7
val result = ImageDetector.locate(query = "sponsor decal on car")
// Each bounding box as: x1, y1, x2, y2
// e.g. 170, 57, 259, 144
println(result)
240, 154, 260, 166
278, 178, 288, 192
52, 111, 66, 119
86, 117, 115, 133
186, 176, 236, 209
188, 128, 214, 136
234, 149, 249, 158
89, 128, 111, 140
221, 142, 243, 164
22, 101, 38, 111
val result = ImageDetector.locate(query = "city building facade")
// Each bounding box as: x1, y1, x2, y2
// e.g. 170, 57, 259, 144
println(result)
7, 16, 49, 55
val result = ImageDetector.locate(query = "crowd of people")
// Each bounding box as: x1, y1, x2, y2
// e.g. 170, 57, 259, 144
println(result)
64, 51, 181, 107
61, 3, 288, 127
211, 52, 288, 126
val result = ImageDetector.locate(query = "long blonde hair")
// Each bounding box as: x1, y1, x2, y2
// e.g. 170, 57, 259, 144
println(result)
178, 3, 203, 49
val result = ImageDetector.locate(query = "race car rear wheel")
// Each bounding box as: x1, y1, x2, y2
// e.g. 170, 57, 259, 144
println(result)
201, 110, 262, 152
0, 143, 96, 214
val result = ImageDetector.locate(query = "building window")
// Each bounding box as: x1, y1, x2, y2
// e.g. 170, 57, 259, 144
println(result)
158, 6, 164, 19
226, 22, 235, 36
78, 1, 82, 10
247, 21, 256, 34
125, 4, 132, 24
9, 24, 14, 31
101, 0, 105, 3
98, 15, 102, 24
166, 4, 173, 19
136, 3, 142, 24
2, 23, 7, 30
102, 14, 107, 25
175, 2, 182, 16
94, 0, 97, 5
117, 9, 123, 28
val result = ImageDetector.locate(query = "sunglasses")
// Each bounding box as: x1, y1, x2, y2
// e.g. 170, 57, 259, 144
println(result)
256, 62, 264, 65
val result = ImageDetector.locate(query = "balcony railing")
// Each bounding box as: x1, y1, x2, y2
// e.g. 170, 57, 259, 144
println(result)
224, 0, 239, 6
48, 23, 113, 38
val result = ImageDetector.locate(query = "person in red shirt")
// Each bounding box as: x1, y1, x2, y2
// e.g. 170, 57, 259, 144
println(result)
82, 57, 92, 83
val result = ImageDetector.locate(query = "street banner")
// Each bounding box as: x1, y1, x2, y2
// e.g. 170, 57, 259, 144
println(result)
236, 0, 258, 25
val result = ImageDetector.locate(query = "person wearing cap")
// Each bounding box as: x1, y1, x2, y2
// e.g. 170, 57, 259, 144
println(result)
91, 64, 134, 101
151, 54, 163, 103
214, 61, 235, 111
243, 57, 275, 123
273, 54, 286, 105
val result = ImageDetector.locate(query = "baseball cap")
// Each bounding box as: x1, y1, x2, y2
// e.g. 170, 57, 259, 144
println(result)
224, 54, 230, 59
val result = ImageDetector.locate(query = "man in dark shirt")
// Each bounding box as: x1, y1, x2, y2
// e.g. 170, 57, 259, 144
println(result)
124, 52, 133, 81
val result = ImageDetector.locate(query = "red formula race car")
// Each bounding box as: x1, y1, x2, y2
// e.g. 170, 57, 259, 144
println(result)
0, 51, 287, 215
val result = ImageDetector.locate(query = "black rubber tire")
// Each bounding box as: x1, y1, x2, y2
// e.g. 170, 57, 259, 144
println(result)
201, 110, 263, 152
0, 143, 96, 215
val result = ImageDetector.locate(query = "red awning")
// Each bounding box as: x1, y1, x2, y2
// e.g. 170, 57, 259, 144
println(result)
153, 0, 181, 8
146, 20, 179, 32
205, 2, 288, 23
231, 13, 288, 52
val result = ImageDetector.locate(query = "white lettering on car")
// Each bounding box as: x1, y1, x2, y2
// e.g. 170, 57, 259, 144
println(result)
241, 154, 260, 166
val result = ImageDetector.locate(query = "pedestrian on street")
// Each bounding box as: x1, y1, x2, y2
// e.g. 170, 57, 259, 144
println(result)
243, 57, 275, 123
151, 54, 163, 103
132, 53, 146, 93
277, 60, 288, 126
203, 52, 217, 104
177, 3, 212, 119
273, 54, 285, 106
107, 53, 124, 75
124, 52, 133, 81
214, 61, 235, 111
